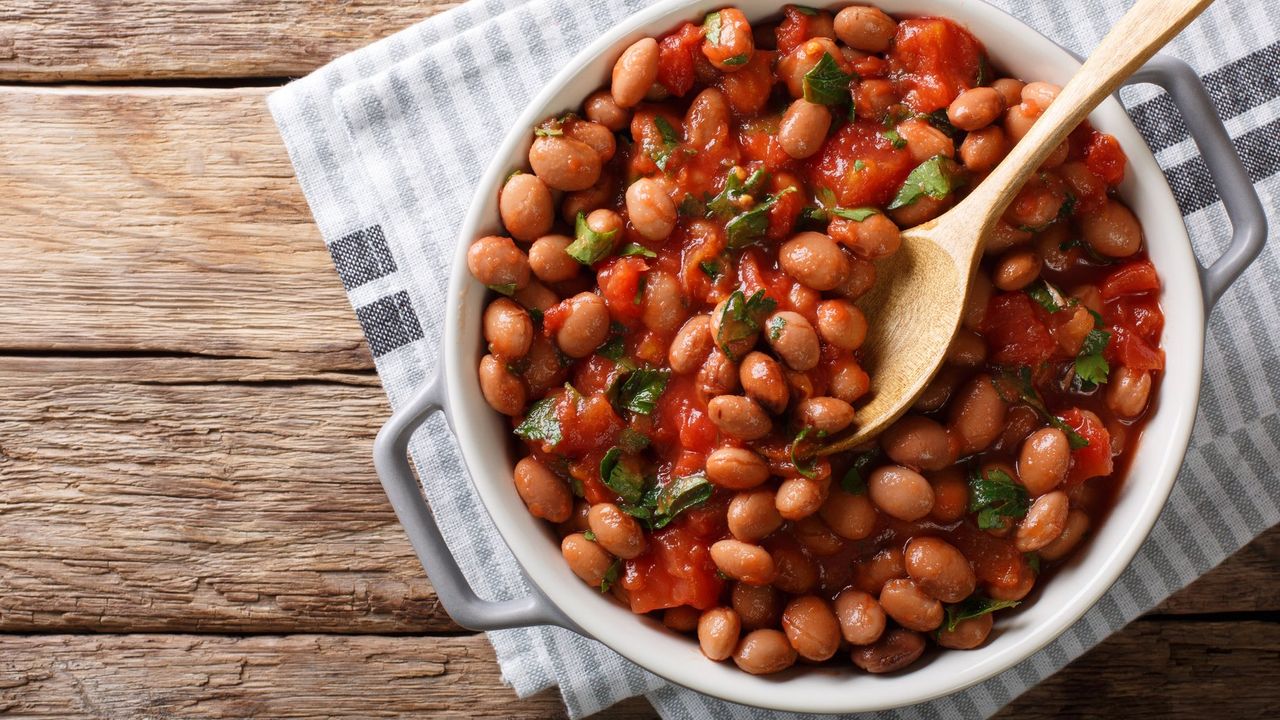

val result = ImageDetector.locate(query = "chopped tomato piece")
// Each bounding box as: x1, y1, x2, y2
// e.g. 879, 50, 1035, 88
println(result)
623, 526, 724, 613
657, 22, 703, 97
1107, 324, 1165, 371
887, 17, 986, 112
570, 452, 620, 505
555, 393, 625, 458
1101, 260, 1160, 300
1085, 132, 1127, 186
597, 256, 648, 323
809, 121, 916, 208
738, 117, 793, 172
572, 355, 620, 396
1106, 295, 1164, 344
653, 374, 718, 456
981, 293, 1059, 366
775, 5, 814, 54
1059, 408, 1113, 484
953, 524, 1027, 593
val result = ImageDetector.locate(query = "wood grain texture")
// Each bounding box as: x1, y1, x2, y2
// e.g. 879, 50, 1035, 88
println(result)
0, 87, 371, 370
0, 1, 460, 81
0, 356, 457, 633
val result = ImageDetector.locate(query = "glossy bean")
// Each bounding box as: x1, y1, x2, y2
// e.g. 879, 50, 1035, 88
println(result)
948, 374, 1008, 454
663, 605, 700, 632
625, 177, 677, 241
991, 78, 1025, 108
499, 173, 554, 241
1039, 509, 1091, 561
527, 234, 580, 284
702, 7, 755, 72
833, 589, 886, 645
881, 415, 952, 471
779, 99, 832, 159
467, 235, 530, 289
795, 397, 856, 434
711, 539, 776, 585
782, 596, 841, 661
706, 447, 771, 490
611, 37, 659, 108
561, 532, 614, 587
698, 607, 742, 661
733, 629, 798, 675
1021, 81, 1061, 114
947, 329, 988, 368
697, 347, 740, 398
897, 118, 954, 163
792, 514, 845, 556
583, 90, 631, 131
904, 536, 976, 603
948, 87, 1003, 131
851, 628, 926, 673
1081, 199, 1142, 258
764, 311, 820, 371
684, 88, 731, 150
564, 119, 616, 163
513, 456, 572, 522
854, 547, 906, 595
483, 298, 534, 359
936, 613, 993, 650
779, 232, 849, 291
868, 465, 935, 521
738, 351, 789, 415
816, 299, 868, 351
992, 249, 1043, 291
772, 547, 819, 594
1014, 490, 1069, 552
670, 314, 715, 374
828, 359, 871, 404
819, 488, 877, 540
528, 135, 602, 191
960, 125, 1009, 172
727, 489, 784, 542
776, 475, 831, 521
834, 5, 898, 52
830, 212, 901, 260
1106, 366, 1152, 419
1018, 428, 1070, 496
641, 270, 686, 334
588, 502, 647, 559
555, 292, 611, 358
732, 583, 781, 630
478, 354, 526, 416
879, 578, 944, 632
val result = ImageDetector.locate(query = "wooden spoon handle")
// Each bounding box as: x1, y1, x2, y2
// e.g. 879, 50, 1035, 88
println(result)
956, 0, 1214, 235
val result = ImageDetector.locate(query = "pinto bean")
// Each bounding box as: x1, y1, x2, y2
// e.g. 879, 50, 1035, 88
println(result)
1014, 490, 1069, 552
562, 533, 614, 587
529, 135, 601, 191
853, 77, 897, 121
948, 374, 1008, 454
521, 336, 567, 397
663, 605, 699, 632
1039, 508, 1091, 561
698, 607, 742, 661
727, 488, 783, 542
815, 299, 868, 351
991, 78, 1025, 108
819, 488, 877, 540
1106, 366, 1153, 418
611, 37, 659, 108
1021, 81, 1061, 114
779, 99, 832, 159
855, 547, 906, 595
905, 536, 976, 603
834, 5, 898, 52
1004, 103, 1037, 143
527, 234, 579, 283
782, 596, 841, 661
868, 465, 935, 521
779, 232, 849, 291
764, 311, 820, 371
889, 192, 950, 228
833, 254, 877, 300
711, 297, 758, 360
684, 88, 731, 150
711, 539, 776, 585
936, 613, 993, 650
697, 347, 740, 398
483, 298, 533, 359
738, 351, 789, 415
928, 467, 970, 523
851, 628, 926, 673
625, 177, 677, 241
670, 315, 715, 374
1018, 428, 1070, 496
792, 514, 845, 556
881, 415, 952, 471
640, 270, 686, 334
706, 447, 770, 490
468, 235, 530, 289
993, 249, 1043, 291
732, 582, 781, 630
897, 118, 955, 163
960, 125, 1009, 172
879, 578, 943, 632
834, 589, 886, 645
499, 173, 554, 241
776, 475, 830, 521
828, 359, 871, 404
588, 502, 647, 559
948, 87, 1003, 131
772, 547, 819, 594
555, 292, 610, 358
478, 354, 526, 416
830, 212, 901, 260
795, 397, 856, 434
733, 629, 797, 675
564, 119, 616, 163
947, 328, 988, 368
583, 90, 630, 131
708, 395, 771, 440
702, 7, 755, 72
513, 456, 572, 522
962, 273, 993, 330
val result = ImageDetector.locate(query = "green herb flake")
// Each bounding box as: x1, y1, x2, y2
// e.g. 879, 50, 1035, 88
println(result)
888, 156, 959, 210
1074, 314, 1112, 388
832, 206, 879, 222
618, 428, 651, 454
853, 159, 867, 172
923, 109, 963, 140
487, 283, 517, 296
1026, 279, 1070, 313
1025, 553, 1042, 575
707, 168, 771, 219
679, 193, 705, 217
699, 260, 722, 280
650, 473, 714, 528
614, 367, 671, 415
618, 242, 657, 258
650, 116, 682, 172
513, 395, 563, 446
724, 186, 796, 249
716, 289, 777, 360
1058, 192, 1078, 219
599, 447, 647, 505
802, 53, 853, 107
533, 121, 563, 137
968, 466, 1030, 530
599, 558, 622, 593
597, 334, 627, 361
799, 206, 830, 229
943, 595, 1020, 633
703, 11, 723, 45
881, 129, 907, 149
633, 274, 647, 306
723, 54, 750, 67
794, 5, 819, 15
789, 427, 827, 479
841, 452, 877, 495
583, 530, 597, 542
815, 185, 838, 209
565, 211, 619, 266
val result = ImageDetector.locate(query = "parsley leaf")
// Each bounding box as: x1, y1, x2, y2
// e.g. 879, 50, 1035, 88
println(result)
881, 129, 907, 149
600, 558, 621, 593
996, 367, 1091, 449
613, 367, 670, 415
853, 159, 867, 171
651, 473, 714, 528
703, 11, 722, 45
1025, 553, 1042, 575
583, 530, 597, 542
1074, 311, 1112, 388
651, 116, 682, 171
803, 53, 853, 107
565, 211, 619, 265
707, 168, 771, 218
599, 447, 647, 505
841, 452, 877, 495
618, 428, 651, 453
723, 54, 750, 67
798, 206, 830, 230
815, 185, 838, 209
716, 289, 777, 360
923, 109, 963, 140
487, 283, 517, 296
699, 260, 722, 280
789, 427, 827, 479
725, 187, 796, 249
618, 243, 657, 258
968, 466, 1030, 530
832, 207, 879, 222
513, 395, 563, 446
1026, 279, 1071, 313
597, 334, 626, 361
943, 595, 1021, 632
794, 5, 819, 15
888, 156, 960, 210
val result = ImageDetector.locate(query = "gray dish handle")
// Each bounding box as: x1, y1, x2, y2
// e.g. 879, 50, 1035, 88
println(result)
1128, 55, 1267, 311
372, 367, 580, 634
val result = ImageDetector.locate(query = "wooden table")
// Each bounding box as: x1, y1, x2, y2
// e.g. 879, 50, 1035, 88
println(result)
0, 2, 1274, 717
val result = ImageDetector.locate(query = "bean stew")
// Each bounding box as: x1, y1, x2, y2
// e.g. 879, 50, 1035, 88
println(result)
469, 3, 1164, 676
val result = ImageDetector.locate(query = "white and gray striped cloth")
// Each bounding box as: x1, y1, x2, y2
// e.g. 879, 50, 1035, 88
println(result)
269, 0, 1280, 716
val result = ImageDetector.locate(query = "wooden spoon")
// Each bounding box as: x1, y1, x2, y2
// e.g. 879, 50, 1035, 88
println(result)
821, 0, 1213, 455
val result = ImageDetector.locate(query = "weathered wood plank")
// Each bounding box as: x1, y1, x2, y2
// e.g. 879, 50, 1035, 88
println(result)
0, 356, 455, 633
1153, 526, 1280, 615
0, 87, 370, 370
0, 1, 459, 81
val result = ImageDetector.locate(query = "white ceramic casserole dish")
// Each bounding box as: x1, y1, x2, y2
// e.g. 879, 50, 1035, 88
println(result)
374, 0, 1265, 713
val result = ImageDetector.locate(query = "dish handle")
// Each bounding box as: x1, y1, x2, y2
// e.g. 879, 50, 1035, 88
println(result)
1129, 55, 1267, 312
373, 369, 580, 633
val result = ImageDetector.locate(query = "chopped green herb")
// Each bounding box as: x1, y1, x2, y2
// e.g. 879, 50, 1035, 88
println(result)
968, 466, 1030, 530
725, 187, 796, 248
707, 168, 771, 218
699, 260, 723, 280
943, 595, 1020, 633
1074, 312, 1112, 388
1026, 279, 1071, 313
794, 4, 819, 15
504, 168, 523, 183
633, 274, 647, 306
789, 427, 827, 479
703, 11, 723, 44
618, 428, 651, 454
815, 185, 838, 209
1025, 553, 1042, 575
534, 123, 563, 137
881, 129, 907, 149
618, 242, 657, 258
614, 367, 671, 415
716, 289, 777, 360
565, 211, 619, 265
888, 156, 959, 210
996, 367, 1091, 449
599, 447, 647, 505
597, 334, 626, 361
487, 283, 517, 296
799, 206, 830, 229
975, 54, 994, 87
513, 395, 563, 446
841, 452, 877, 495
600, 558, 621, 593
528, 308, 544, 325
923, 109, 963, 140
679, 193, 705, 217
650, 473, 714, 528
802, 53, 853, 107
767, 314, 787, 342
723, 54, 750, 67
1058, 193, 1078, 219
583, 530, 597, 542
650, 116, 682, 172
832, 206, 879, 222
853, 159, 867, 172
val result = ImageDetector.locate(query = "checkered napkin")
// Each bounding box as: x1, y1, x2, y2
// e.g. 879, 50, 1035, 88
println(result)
269, 0, 1280, 716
